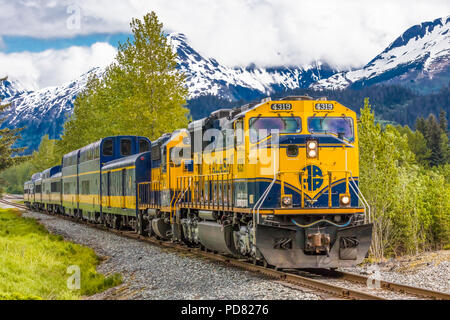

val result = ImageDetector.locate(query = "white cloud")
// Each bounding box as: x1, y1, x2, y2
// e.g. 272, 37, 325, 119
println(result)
0, 0, 448, 72
0, 42, 117, 90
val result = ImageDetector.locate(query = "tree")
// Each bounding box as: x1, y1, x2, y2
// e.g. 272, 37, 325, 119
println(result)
59, 12, 189, 153
396, 125, 431, 167
439, 109, 448, 133
426, 114, 446, 167
30, 135, 61, 172
359, 99, 402, 258
0, 77, 25, 171
415, 117, 427, 135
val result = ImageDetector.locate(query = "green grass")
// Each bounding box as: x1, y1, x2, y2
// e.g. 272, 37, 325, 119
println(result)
0, 209, 122, 300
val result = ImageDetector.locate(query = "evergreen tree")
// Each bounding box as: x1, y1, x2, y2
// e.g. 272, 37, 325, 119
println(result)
59, 12, 189, 153
415, 117, 427, 135
0, 77, 25, 171
426, 114, 446, 167
439, 109, 448, 133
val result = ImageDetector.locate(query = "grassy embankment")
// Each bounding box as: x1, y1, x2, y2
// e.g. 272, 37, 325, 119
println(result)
0, 209, 121, 300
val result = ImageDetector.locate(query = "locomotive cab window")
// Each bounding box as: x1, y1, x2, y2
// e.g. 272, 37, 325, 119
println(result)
121, 139, 132, 156
249, 117, 301, 143
308, 117, 355, 142
235, 120, 244, 146
103, 139, 114, 156
139, 139, 150, 153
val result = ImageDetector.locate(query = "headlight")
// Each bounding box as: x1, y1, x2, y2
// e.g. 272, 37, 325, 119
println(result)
308, 141, 317, 150
281, 195, 293, 208
308, 150, 317, 158
340, 195, 351, 207
307, 140, 318, 159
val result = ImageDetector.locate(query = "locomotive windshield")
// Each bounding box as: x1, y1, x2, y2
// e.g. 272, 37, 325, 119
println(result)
308, 117, 354, 142
249, 117, 301, 143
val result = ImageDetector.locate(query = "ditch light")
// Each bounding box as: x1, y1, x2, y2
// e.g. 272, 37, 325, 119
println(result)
307, 140, 319, 159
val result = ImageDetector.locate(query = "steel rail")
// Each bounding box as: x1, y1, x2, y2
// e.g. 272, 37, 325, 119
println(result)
301, 268, 450, 300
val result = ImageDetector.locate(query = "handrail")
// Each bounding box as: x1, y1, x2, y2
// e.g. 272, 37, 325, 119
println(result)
349, 176, 371, 223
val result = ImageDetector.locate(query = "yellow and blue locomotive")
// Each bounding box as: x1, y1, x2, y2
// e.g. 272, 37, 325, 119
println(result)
138, 96, 372, 268
25, 96, 372, 269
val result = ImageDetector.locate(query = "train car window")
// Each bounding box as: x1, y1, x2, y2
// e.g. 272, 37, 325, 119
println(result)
249, 117, 301, 143
103, 139, 114, 156
121, 139, 132, 156
139, 139, 150, 153
308, 117, 355, 142
35, 185, 42, 193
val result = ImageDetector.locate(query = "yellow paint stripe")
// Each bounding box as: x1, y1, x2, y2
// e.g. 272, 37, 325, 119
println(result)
63, 166, 136, 179
102, 166, 136, 174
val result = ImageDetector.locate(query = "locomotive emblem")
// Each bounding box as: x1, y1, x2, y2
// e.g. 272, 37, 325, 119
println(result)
301, 165, 324, 192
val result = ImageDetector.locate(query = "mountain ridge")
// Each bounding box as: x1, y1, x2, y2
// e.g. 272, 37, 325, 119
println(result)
1, 15, 449, 154
312, 15, 450, 92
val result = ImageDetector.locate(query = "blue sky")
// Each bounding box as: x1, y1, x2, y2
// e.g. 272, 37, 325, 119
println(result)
0, 0, 448, 90
0, 34, 131, 54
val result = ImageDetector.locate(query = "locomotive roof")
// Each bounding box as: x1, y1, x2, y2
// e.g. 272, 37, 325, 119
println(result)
189, 96, 349, 127
102, 151, 151, 171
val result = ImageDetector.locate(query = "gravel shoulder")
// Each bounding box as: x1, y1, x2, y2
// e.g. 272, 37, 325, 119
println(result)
21, 210, 320, 300
340, 251, 450, 294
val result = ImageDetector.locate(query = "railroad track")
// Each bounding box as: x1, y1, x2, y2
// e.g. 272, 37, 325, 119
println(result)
2, 197, 449, 301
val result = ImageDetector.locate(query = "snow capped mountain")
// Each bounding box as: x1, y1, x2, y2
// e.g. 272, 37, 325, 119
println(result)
169, 33, 339, 100
0, 68, 103, 152
0, 77, 29, 101
2, 16, 449, 154
1, 33, 339, 154
312, 16, 450, 92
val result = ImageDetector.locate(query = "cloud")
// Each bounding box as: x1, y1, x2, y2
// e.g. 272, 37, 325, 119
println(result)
0, 0, 448, 70
0, 42, 117, 90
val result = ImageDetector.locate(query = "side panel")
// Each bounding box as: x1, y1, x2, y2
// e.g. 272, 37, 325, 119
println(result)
62, 164, 78, 213
78, 159, 101, 216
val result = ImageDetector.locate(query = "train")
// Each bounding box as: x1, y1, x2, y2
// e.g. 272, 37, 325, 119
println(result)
24, 96, 373, 269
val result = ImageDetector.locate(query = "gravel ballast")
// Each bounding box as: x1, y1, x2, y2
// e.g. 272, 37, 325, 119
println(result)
21, 210, 320, 300
341, 251, 450, 295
